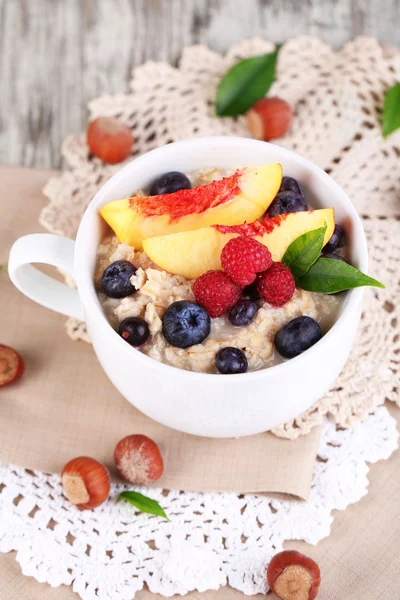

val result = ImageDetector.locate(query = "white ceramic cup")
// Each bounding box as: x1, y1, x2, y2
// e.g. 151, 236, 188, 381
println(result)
8, 137, 367, 438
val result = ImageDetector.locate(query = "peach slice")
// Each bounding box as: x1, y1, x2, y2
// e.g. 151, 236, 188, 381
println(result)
143, 209, 335, 279
100, 164, 282, 249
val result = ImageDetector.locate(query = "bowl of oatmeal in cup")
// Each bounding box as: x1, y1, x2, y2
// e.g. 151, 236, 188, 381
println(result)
9, 137, 368, 438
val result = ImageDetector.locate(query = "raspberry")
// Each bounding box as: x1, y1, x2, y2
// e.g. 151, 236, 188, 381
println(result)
193, 271, 241, 318
256, 262, 295, 307
221, 236, 272, 287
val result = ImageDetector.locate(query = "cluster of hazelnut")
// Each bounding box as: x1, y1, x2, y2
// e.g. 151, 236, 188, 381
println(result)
61, 434, 163, 510
0, 344, 321, 599
86, 100, 292, 165
62, 440, 321, 600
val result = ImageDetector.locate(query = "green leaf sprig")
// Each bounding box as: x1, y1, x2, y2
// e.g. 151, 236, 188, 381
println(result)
282, 224, 384, 293
382, 84, 400, 138
118, 491, 169, 520
215, 47, 280, 117
282, 225, 327, 278
296, 258, 384, 293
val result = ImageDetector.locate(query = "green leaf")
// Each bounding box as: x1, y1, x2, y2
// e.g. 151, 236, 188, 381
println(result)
382, 84, 400, 138
118, 491, 169, 520
215, 47, 280, 117
296, 258, 385, 293
282, 225, 327, 278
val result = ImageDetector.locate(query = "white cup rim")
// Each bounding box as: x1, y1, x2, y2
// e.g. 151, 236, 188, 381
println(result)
75, 136, 368, 381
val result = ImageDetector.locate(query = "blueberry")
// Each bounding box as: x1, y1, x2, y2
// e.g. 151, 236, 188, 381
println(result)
119, 317, 150, 347
101, 260, 137, 298
242, 282, 259, 301
321, 252, 346, 262
162, 301, 211, 348
324, 224, 345, 253
267, 190, 308, 217
228, 299, 258, 327
216, 347, 248, 374
275, 316, 322, 359
279, 176, 303, 195
150, 171, 191, 196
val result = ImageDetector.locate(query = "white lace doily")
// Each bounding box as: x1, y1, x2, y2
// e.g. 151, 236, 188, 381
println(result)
40, 36, 400, 438
0, 405, 397, 598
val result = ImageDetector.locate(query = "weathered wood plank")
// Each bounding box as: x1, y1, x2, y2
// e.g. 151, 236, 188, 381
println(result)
0, 0, 399, 168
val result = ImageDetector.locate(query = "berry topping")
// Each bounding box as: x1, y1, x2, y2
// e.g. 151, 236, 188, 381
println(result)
87, 117, 133, 164
221, 236, 272, 288
323, 223, 345, 253
256, 262, 295, 307
101, 260, 137, 299
228, 299, 258, 327
267, 190, 308, 217
162, 301, 211, 348
279, 176, 303, 195
242, 281, 260, 301
193, 271, 241, 318
247, 97, 293, 141
150, 171, 192, 196
119, 317, 150, 347
275, 316, 322, 359
0, 345, 24, 388
216, 347, 248, 374
321, 251, 346, 262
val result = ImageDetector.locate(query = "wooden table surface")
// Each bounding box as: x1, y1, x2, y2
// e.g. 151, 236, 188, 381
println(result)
1, 0, 399, 170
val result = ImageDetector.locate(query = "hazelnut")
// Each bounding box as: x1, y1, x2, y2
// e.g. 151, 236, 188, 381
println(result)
87, 117, 134, 164
0, 345, 24, 387
247, 97, 293, 141
114, 434, 164, 485
61, 457, 110, 510
267, 550, 321, 600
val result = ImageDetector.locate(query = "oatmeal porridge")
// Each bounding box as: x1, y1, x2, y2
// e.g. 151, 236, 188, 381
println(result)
96, 165, 345, 374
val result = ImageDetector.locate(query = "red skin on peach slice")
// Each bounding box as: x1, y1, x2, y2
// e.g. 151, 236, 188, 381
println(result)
129, 171, 243, 221
214, 214, 289, 236
0, 345, 24, 388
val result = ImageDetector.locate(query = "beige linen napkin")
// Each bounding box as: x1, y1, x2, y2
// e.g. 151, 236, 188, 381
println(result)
0, 166, 320, 499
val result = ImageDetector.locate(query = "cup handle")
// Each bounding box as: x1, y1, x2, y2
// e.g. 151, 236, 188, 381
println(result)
8, 234, 85, 321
